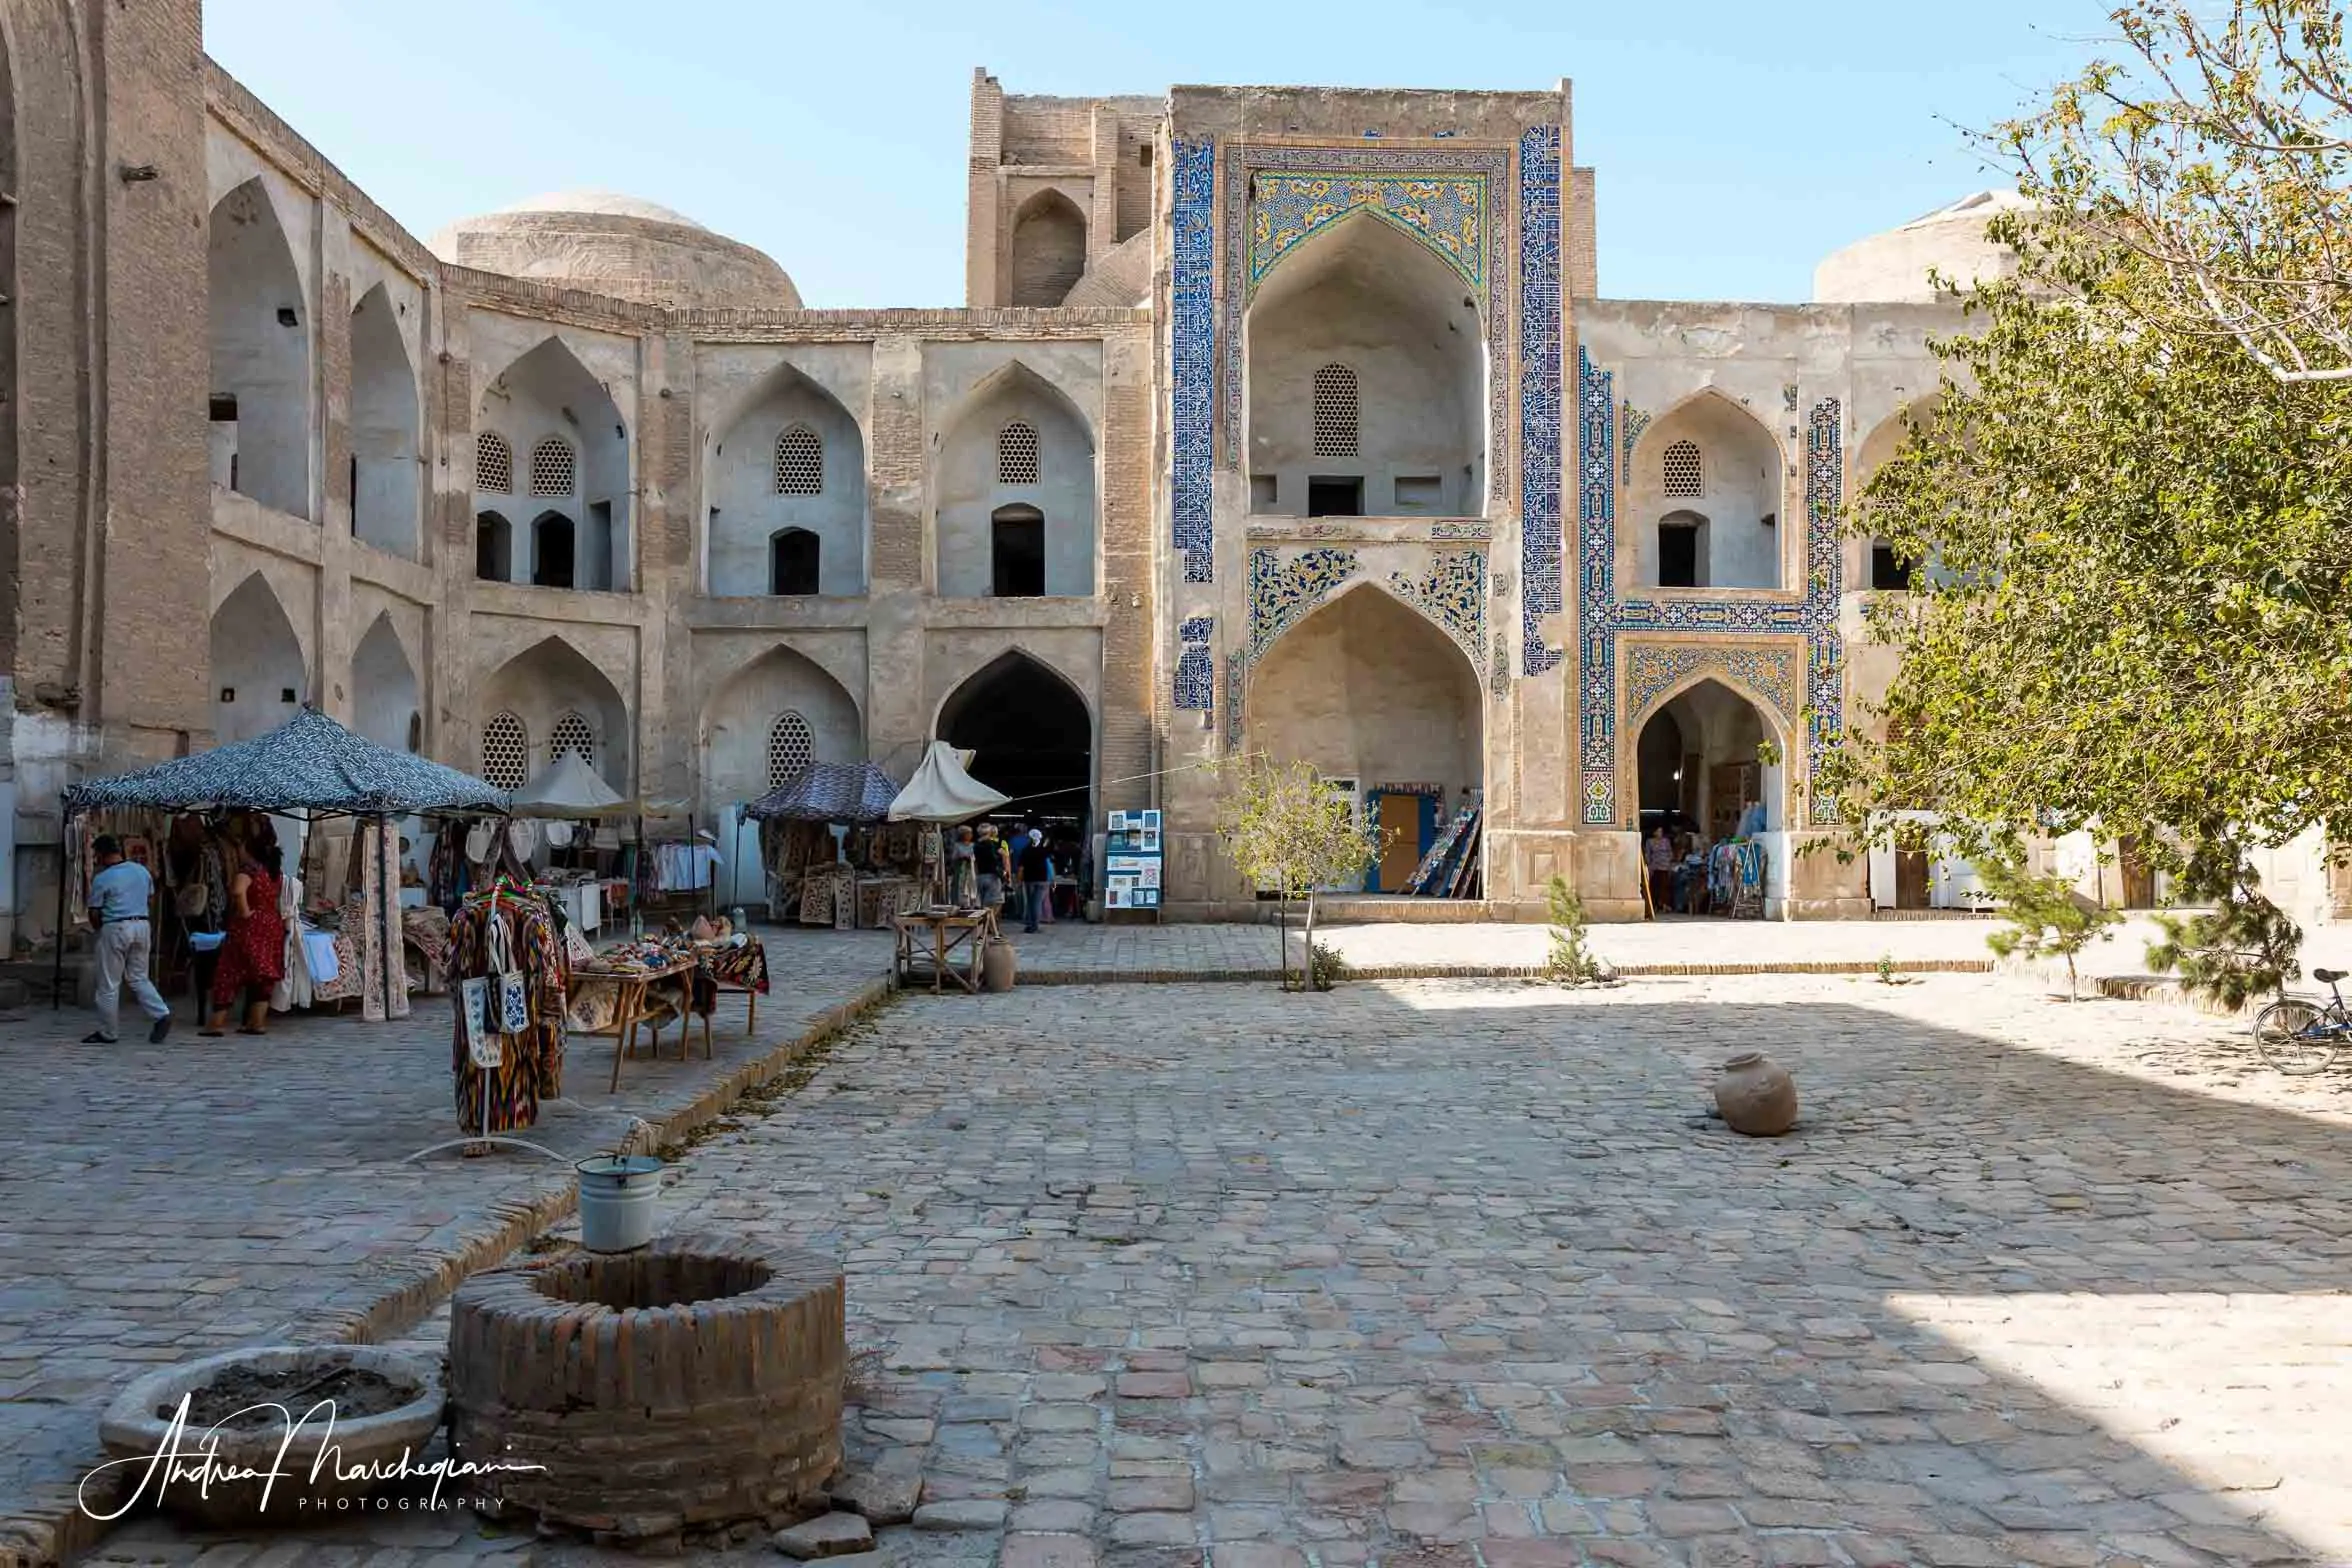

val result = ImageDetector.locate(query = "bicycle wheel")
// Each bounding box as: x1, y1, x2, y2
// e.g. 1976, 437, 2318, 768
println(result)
2252, 998, 2339, 1075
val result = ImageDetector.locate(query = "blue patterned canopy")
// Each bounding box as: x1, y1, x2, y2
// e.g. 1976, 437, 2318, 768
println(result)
64, 707, 509, 817
743, 762, 901, 824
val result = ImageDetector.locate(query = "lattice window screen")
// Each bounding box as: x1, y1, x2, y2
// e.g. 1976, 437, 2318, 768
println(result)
476, 433, 513, 494
997, 422, 1039, 485
775, 426, 822, 495
768, 711, 815, 789
530, 437, 577, 497
549, 710, 595, 765
1662, 439, 1703, 498
482, 712, 529, 790
1311, 363, 1360, 458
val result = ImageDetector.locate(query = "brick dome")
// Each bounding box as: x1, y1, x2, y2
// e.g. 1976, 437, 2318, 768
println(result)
430, 189, 802, 310
1812, 191, 2031, 305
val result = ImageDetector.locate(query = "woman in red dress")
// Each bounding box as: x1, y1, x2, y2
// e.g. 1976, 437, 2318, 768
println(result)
204, 835, 286, 1036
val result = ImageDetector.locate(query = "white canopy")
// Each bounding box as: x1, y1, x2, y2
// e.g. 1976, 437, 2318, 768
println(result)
888, 740, 1009, 824
507, 750, 638, 818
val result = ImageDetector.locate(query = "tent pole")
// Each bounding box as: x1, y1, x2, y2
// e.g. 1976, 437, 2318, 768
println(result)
51, 814, 70, 1013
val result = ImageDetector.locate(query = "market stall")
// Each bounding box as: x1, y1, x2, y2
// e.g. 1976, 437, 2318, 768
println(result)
504, 750, 640, 938
58, 708, 508, 1025
744, 761, 926, 930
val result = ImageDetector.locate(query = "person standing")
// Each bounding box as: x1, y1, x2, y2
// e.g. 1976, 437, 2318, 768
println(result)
975, 824, 1006, 914
1643, 825, 1675, 917
949, 824, 978, 907
203, 832, 287, 1037
84, 836, 172, 1044
1016, 830, 1051, 934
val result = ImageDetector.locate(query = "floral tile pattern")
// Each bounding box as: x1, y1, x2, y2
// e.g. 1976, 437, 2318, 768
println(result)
1386, 549, 1490, 686
1248, 171, 1487, 296
1246, 545, 1362, 662
1175, 616, 1215, 713
1620, 401, 1652, 486
1576, 348, 1617, 822
1171, 135, 1218, 584
1519, 125, 1566, 680
1624, 641, 1804, 738
1804, 398, 1845, 821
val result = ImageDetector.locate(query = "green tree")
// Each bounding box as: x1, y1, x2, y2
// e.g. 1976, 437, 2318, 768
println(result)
1543, 876, 1606, 985
1979, 855, 2123, 1001
1212, 757, 1386, 990
2144, 835, 2303, 1008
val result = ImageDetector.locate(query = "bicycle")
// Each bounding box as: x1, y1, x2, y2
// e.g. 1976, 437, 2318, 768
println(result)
2251, 967, 2352, 1074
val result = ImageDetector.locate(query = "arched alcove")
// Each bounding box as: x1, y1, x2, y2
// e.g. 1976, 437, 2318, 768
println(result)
1634, 677, 1786, 848
1853, 398, 1944, 591
1246, 214, 1485, 519
934, 364, 1095, 598
1628, 392, 1782, 589
209, 573, 307, 744
348, 284, 420, 558
477, 337, 629, 590
701, 646, 862, 813
937, 651, 1093, 824
351, 613, 421, 752
475, 511, 513, 582
531, 511, 576, 589
770, 528, 820, 595
706, 364, 866, 595
208, 179, 312, 519
479, 637, 630, 793
1244, 584, 1483, 889
1009, 190, 1087, 307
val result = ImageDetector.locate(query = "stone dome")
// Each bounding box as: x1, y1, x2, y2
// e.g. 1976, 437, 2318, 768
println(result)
1063, 231, 1151, 308
1812, 191, 2032, 305
429, 188, 802, 310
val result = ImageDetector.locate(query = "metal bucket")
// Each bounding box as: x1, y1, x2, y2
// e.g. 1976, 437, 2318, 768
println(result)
576, 1154, 663, 1253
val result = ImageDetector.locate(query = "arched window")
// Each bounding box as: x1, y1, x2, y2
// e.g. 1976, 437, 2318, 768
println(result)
1658, 510, 1709, 588
482, 711, 529, 790
767, 711, 815, 789
774, 426, 823, 495
474, 511, 512, 582
475, 432, 513, 494
991, 503, 1046, 597
549, 710, 595, 766
531, 512, 575, 589
530, 436, 576, 497
1662, 439, 1703, 498
1311, 363, 1360, 458
997, 421, 1040, 485
771, 528, 821, 595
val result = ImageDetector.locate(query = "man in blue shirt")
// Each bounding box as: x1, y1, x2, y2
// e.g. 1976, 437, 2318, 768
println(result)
85, 836, 171, 1044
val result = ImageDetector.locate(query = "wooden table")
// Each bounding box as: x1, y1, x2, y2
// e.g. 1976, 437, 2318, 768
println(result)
893, 908, 998, 994
571, 956, 706, 1091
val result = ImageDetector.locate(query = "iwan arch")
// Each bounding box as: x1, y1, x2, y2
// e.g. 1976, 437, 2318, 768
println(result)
11, 9, 2282, 938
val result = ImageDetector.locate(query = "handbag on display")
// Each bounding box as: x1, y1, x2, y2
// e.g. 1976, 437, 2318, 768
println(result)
460, 976, 501, 1068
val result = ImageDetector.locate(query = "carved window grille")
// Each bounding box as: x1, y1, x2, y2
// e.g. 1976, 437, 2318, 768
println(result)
997, 421, 1040, 485
1311, 363, 1360, 457
549, 710, 595, 766
482, 712, 529, 790
768, 711, 815, 790
1662, 439, 1703, 498
476, 432, 513, 494
530, 437, 577, 497
775, 426, 822, 495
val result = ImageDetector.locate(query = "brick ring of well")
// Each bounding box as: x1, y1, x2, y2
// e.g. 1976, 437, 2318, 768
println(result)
448, 1233, 844, 1537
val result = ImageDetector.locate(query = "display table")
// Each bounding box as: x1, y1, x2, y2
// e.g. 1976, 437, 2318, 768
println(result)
570, 955, 706, 1091
893, 907, 998, 994
691, 937, 769, 1037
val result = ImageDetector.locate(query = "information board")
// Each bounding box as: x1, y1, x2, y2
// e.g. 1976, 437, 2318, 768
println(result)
1102, 808, 1163, 911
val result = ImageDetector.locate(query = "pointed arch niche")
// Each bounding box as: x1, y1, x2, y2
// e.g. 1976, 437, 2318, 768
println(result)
479, 637, 631, 793
349, 283, 421, 558
1852, 396, 1945, 591
208, 179, 313, 519
1245, 213, 1486, 519
936, 650, 1093, 824
1009, 189, 1087, 307
933, 364, 1096, 599
700, 646, 862, 813
1631, 674, 1789, 846
476, 337, 630, 590
1625, 391, 1784, 590
209, 573, 308, 745
351, 612, 422, 753
705, 362, 867, 596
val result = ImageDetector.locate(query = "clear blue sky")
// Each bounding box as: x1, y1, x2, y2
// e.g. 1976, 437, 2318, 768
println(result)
205, 0, 2116, 309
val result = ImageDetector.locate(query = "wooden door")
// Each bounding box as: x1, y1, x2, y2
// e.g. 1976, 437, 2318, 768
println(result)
1378, 794, 1423, 891
2119, 838, 2156, 908
1894, 849, 1930, 910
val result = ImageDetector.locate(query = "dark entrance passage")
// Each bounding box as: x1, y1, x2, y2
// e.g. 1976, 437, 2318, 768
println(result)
938, 651, 1092, 826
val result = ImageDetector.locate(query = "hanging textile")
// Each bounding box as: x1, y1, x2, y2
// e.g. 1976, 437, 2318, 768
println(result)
449, 879, 571, 1134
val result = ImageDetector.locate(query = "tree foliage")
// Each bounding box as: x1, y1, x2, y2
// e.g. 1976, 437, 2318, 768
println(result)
1212, 756, 1385, 989
1979, 855, 2123, 1001
2005, 0, 2352, 384
2144, 835, 2303, 1007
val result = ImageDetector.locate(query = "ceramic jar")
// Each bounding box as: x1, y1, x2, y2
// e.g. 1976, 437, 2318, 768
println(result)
1714, 1052, 1798, 1136
981, 937, 1017, 993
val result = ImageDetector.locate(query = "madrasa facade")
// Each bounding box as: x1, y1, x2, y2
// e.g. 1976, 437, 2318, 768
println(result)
2, 0, 2097, 939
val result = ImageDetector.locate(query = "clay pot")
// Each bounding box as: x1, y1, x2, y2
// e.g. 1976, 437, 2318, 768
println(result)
1714, 1052, 1797, 1137
981, 937, 1017, 993
688, 915, 715, 942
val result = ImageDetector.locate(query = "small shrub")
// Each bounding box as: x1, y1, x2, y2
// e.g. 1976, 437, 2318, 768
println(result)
1980, 854, 2120, 1001
2146, 837, 2301, 1010
1307, 938, 1346, 992
1544, 876, 1606, 985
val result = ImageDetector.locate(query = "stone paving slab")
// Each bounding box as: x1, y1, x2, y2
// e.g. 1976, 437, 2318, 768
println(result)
83, 970, 2352, 1566
0, 953, 892, 1567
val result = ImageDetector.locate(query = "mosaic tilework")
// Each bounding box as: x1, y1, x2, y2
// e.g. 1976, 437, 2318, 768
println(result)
1624, 642, 1804, 738
1249, 172, 1486, 295
1171, 136, 1218, 585
1804, 398, 1845, 820
1431, 520, 1493, 541
1223, 144, 1510, 476
1175, 616, 1215, 712
1620, 402, 1652, 486
1224, 650, 1247, 752
1386, 549, 1489, 686
1520, 126, 1566, 681
1574, 348, 1615, 822
1246, 545, 1361, 661
1491, 633, 1509, 700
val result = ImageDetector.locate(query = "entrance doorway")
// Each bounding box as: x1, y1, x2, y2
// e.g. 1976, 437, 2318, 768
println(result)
938, 651, 1093, 829
1634, 678, 1782, 917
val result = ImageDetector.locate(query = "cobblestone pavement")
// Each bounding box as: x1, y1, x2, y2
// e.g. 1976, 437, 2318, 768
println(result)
0, 956, 889, 1562
88, 972, 2352, 1567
